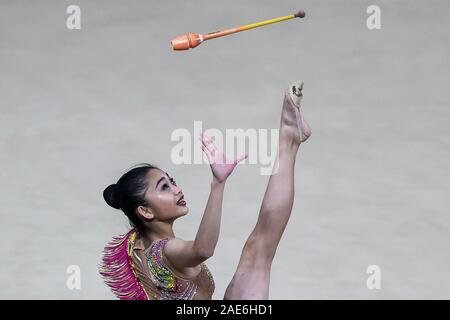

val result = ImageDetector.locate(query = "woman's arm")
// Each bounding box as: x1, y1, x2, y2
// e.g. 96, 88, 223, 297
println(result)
193, 177, 225, 258
164, 178, 225, 268
164, 133, 247, 268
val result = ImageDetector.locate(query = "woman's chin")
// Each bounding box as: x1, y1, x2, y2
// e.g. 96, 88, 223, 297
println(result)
178, 205, 189, 215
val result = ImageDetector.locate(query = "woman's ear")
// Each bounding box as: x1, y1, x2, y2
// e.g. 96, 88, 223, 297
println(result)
137, 205, 154, 221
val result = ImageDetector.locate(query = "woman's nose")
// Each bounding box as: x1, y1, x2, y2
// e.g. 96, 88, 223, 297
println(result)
173, 185, 182, 194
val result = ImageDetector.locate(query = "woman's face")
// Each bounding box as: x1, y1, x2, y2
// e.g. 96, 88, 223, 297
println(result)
142, 169, 188, 221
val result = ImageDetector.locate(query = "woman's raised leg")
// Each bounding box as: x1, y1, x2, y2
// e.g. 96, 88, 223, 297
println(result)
224, 81, 311, 299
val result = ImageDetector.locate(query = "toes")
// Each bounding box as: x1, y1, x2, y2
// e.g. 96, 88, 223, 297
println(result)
291, 81, 304, 97
288, 80, 304, 107
291, 81, 304, 94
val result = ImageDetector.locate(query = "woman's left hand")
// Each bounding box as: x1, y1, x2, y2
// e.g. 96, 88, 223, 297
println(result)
199, 132, 247, 183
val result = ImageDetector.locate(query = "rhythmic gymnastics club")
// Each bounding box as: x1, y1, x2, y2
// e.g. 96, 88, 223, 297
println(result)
171, 10, 306, 51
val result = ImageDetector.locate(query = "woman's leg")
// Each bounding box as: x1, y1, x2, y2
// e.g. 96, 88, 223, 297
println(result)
224, 81, 311, 299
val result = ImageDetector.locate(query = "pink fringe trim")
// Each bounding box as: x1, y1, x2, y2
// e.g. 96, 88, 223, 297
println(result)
99, 230, 147, 300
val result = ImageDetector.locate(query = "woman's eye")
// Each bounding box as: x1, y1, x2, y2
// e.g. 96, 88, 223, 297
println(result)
162, 184, 169, 190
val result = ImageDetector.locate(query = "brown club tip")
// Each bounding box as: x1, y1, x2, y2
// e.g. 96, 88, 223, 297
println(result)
294, 10, 306, 18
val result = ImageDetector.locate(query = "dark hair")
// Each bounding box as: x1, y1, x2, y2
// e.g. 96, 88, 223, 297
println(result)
103, 163, 161, 231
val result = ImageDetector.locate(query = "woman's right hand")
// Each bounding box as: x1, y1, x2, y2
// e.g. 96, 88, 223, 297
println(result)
199, 132, 247, 183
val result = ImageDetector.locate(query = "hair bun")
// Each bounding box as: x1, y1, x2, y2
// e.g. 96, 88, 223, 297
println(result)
103, 184, 121, 209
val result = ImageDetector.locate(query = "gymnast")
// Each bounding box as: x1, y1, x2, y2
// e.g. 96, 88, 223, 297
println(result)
99, 80, 311, 299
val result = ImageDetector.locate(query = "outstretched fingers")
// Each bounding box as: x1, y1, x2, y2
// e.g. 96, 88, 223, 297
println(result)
200, 144, 213, 163
199, 133, 216, 153
199, 132, 249, 166
199, 133, 219, 164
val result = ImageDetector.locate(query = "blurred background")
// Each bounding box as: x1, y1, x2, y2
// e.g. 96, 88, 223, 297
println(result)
0, 0, 449, 299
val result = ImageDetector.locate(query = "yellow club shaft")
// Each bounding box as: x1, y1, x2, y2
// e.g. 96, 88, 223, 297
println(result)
240, 14, 296, 32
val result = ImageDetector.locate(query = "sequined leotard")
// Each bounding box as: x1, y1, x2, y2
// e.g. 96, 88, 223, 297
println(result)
99, 230, 215, 300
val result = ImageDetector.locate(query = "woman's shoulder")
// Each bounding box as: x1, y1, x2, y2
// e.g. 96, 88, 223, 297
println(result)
145, 237, 183, 264
148, 237, 190, 268
147, 238, 204, 281
148, 237, 169, 255
141, 236, 215, 299
144, 238, 179, 290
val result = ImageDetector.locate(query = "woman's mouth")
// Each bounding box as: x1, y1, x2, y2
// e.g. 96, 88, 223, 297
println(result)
177, 195, 187, 206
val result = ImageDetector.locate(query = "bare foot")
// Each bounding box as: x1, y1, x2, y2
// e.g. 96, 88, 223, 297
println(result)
279, 81, 312, 146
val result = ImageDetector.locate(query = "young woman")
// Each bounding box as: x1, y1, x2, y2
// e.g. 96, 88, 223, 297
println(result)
99, 81, 311, 300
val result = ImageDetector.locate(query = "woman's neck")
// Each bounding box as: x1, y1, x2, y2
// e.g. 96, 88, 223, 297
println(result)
141, 221, 175, 247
